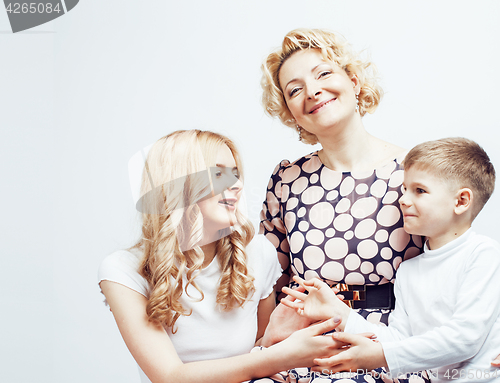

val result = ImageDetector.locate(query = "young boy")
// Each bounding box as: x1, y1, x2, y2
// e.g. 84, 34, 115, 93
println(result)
283, 137, 500, 382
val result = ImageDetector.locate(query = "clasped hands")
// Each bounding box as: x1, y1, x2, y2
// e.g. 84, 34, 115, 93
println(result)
277, 276, 387, 373
263, 275, 500, 372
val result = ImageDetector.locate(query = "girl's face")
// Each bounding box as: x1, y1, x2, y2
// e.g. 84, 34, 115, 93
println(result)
196, 145, 242, 238
279, 49, 360, 138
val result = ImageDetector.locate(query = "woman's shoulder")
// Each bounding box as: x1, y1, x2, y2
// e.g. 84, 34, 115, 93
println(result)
270, 151, 321, 179
371, 139, 407, 168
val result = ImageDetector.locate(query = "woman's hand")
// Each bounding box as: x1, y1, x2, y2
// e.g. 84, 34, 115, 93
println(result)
281, 276, 351, 330
260, 291, 313, 347
311, 332, 388, 374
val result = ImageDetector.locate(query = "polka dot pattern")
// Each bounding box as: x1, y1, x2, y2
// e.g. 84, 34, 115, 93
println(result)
259, 152, 428, 383
298, 221, 309, 232
334, 213, 354, 232
306, 229, 325, 246
286, 197, 298, 210
260, 152, 422, 290
335, 197, 351, 213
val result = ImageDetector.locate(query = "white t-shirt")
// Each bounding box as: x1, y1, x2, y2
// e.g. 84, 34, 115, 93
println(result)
345, 230, 500, 382
98, 234, 281, 382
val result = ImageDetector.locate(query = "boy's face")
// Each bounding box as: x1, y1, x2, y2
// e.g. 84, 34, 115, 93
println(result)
399, 167, 458, 247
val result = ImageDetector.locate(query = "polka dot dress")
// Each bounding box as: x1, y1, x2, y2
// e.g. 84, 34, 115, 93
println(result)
251, 152, 429, 383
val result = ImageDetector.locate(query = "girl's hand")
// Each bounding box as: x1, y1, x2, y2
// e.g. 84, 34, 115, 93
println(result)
281, 276, 351, 328
312, 332, 388, 374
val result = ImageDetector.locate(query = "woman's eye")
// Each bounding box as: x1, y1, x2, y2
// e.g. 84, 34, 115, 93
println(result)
215, 171, 222, 178
289, 87, 300, 97
233, 169, 240, 179
319, 70, 331, 78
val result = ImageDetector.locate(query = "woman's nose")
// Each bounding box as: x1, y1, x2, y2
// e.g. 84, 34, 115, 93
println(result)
306, 83, 321, 99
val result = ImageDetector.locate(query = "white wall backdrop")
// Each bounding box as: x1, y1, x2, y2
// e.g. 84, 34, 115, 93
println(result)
1, 1, 499, 382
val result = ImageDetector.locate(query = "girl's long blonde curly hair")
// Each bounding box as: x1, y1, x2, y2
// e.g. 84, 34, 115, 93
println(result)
132, 130, 255, 331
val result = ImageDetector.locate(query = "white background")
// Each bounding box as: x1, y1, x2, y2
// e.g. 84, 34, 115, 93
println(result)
1, 1, 499, 382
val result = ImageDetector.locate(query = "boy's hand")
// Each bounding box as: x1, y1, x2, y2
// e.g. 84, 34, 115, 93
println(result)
281, 276, 351, 328
312, 332, 388, 373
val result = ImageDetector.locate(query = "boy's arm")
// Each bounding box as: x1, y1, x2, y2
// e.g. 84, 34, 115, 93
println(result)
343, 270, 413, 343
311, 266, 415, 373
380, 243, 500, 376
341, 242, 500, 376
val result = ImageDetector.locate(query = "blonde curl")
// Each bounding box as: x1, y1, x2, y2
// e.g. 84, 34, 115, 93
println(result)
133, 130, 255, 331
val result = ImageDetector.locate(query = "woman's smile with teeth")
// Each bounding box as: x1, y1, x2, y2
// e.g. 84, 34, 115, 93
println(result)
309, 98, 336, 114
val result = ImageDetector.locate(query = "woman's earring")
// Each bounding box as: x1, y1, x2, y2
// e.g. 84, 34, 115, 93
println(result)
355, 94, 360, 112
297, 125, 302, 142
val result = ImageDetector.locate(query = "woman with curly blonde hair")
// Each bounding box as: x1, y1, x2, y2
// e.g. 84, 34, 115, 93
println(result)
99, 129, 343, 383
252, 29, 431, 383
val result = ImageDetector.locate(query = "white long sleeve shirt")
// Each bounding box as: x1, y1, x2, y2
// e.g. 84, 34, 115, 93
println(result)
345, 230, 500, 382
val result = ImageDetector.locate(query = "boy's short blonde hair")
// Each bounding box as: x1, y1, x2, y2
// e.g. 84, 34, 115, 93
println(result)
404, 137, 496, 220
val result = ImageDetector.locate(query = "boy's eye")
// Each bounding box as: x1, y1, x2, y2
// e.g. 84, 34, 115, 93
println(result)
417, 188, 426, 194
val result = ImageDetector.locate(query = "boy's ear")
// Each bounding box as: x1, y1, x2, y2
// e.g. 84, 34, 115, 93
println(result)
454, 188, 473, 215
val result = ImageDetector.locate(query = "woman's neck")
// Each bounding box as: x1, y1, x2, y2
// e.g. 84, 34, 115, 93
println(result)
317, 122, 371, 171
316, 122, 404, 172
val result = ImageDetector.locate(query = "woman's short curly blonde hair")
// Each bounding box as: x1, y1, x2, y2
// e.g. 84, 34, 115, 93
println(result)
261, 28, 383, 145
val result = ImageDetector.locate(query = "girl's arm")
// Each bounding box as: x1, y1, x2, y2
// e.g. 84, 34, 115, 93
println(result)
101, 280, 344, 383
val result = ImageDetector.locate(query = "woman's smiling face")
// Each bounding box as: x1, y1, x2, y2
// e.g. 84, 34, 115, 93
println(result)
279, 49, 360, 138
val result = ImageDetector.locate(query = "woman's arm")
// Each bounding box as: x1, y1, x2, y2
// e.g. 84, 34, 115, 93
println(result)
101, 280, 344, 383
255, 291, 276, 344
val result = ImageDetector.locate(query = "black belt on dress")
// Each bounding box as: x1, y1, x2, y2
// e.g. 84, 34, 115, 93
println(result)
334, 283, 395, 310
